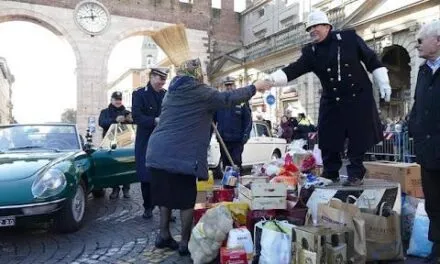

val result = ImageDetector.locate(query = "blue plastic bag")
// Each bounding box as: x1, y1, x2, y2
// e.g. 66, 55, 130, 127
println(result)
221, 166, 239, 187
407, 201, 433, 257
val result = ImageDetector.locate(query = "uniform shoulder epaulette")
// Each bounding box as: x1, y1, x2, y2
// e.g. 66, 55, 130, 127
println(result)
134, 86, 144, 92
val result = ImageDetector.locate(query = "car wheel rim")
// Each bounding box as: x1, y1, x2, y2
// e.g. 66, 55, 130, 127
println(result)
72, 185, 85, 223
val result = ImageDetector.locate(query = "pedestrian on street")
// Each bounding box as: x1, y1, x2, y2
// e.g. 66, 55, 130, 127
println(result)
408, 20, 440, 261
132, 68, 168, 219
269, 10, 392, 186
98, 91, 133, 198
213, 76, 253, 173
145, 58, 272, 255
280, 115, 293, 143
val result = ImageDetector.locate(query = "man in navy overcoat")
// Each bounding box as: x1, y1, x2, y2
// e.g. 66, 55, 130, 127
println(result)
132, 68, 168, 218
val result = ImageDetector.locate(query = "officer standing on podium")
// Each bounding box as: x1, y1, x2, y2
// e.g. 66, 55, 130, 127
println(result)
269, 10, 392, 186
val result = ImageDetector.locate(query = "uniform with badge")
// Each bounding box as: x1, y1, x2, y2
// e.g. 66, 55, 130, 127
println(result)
214, 76, 253, 171
132, 68, 168, 219
269, 10, 392, 186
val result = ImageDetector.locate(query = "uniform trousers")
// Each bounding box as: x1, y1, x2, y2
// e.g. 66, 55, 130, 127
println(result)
421, 168, 440, 243
221, 141, 244, 169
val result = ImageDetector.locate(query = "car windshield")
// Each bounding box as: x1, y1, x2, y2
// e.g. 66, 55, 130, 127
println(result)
101, 123, 136, 149
0, 125, 81, 152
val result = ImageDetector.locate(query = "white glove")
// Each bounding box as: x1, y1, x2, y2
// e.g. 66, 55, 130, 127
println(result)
268, 69, 288, 86
372, 67, 392, 102
154, 117, 160, 125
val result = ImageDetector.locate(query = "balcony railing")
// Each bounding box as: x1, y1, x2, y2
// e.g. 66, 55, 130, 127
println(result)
244, 7, 346, 61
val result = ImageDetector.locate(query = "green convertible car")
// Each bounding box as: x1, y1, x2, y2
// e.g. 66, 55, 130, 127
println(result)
0, 123, 137, 233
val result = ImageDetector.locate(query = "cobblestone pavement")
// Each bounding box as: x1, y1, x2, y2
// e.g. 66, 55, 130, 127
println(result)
0, 183, 192, 264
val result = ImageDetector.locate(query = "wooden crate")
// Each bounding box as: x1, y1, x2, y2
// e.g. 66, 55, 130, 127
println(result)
239, 175, 269, 186
238, 183, 287, 210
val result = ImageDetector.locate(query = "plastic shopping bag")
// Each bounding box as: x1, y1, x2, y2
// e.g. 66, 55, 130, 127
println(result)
407, 201, 433, 257
259, 221, 292, 264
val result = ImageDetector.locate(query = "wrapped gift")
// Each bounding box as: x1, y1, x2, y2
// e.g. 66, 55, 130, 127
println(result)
214, 188, 235, 202
220, 247, 247, 264
221, 202, 250, 226
197, 170, 214, 191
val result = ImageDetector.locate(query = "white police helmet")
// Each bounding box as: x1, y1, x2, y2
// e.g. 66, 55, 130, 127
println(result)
306, 10, 333, 32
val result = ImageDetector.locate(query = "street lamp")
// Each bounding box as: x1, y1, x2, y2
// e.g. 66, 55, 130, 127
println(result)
370, 23, 379, 54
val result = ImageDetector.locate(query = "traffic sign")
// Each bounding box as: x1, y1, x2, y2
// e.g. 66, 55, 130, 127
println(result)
266, 94, 276, 105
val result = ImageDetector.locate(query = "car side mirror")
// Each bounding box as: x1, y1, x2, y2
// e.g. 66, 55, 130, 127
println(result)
83, 143, 95, 154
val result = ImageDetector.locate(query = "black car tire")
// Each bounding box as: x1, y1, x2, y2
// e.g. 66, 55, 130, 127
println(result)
54, 180, 87, 233
92, 189, 106, 198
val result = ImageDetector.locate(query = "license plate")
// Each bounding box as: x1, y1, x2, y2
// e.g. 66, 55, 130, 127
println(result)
0, 216, 16, 227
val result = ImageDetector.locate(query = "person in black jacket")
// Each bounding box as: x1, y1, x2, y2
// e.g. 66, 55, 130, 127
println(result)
408, 20, 440, 260
213, 76, 252, 172
268, 10, 392, 186
98, 91, 133, 199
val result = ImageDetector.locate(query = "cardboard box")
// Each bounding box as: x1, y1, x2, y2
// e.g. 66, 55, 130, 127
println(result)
220, 247, 247, 264
364, 161, 423, 198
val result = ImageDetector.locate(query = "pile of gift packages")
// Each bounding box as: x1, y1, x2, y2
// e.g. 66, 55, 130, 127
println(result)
191, 142, 430, 264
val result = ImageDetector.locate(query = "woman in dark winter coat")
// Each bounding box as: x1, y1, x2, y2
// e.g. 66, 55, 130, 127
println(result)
145, 58, 272, 255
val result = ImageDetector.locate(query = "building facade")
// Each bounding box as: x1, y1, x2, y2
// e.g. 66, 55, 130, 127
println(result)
209, 0, 440, 126
0, 57, 14, 124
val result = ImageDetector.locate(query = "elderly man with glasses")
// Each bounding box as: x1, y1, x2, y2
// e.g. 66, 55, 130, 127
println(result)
408, 20, 440, 261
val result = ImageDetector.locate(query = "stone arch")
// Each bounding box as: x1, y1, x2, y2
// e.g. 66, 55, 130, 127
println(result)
0, 8, 81, 66
101, 24, 172, 81
380, 44, 412, 118
102, 24, 209, 82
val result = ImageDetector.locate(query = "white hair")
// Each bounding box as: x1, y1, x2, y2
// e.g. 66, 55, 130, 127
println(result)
417, 20, 440, 39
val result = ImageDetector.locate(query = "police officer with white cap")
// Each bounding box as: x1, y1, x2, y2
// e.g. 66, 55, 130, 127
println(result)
132, 67, 168, 219
269, 10, 392, 186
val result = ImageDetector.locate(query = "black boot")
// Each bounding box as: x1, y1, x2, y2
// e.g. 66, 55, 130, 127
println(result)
321, 171, 340, 183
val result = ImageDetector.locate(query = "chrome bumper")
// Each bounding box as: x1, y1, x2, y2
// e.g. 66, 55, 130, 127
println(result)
0, 198, 66, 217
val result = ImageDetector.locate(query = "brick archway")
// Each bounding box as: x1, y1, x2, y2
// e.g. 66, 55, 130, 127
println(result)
102, 24, 209, 85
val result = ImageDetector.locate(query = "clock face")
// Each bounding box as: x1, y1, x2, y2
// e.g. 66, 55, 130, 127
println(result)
74, 1, 110, 35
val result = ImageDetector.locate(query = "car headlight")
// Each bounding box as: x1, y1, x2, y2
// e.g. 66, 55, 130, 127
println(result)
32, 168, 67, 198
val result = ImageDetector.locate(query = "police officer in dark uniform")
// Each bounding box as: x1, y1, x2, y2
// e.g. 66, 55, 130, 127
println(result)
269, 10, 392, 186
214, 76, 252, 172
98, 91, 133, 198
132, 68, 168, 219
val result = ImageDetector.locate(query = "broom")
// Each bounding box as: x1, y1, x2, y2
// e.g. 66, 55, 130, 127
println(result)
150, 24, 239, 174
150, 23, 191, 67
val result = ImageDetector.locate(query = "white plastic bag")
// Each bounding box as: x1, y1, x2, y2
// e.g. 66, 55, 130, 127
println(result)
258, 221, 292, 264
312, 144, 323, 166
227, 227, 254, 261
287, 139, 308, 155
189, 205, 233, 264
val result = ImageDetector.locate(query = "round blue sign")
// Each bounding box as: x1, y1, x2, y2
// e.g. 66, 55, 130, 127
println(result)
266, 94, 276, 105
